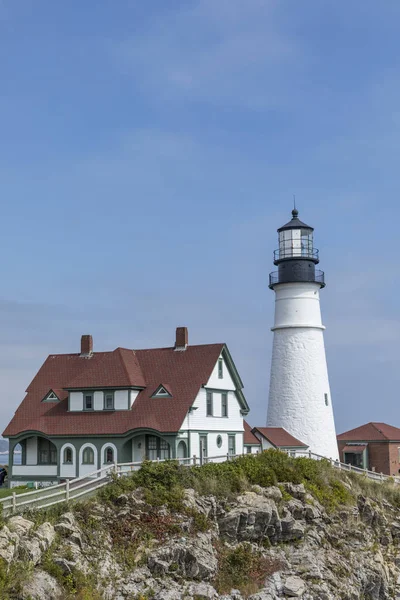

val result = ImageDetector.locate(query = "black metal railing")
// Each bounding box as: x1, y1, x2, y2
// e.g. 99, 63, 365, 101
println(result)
269, 269, 325, 288
273, 247, 319, 262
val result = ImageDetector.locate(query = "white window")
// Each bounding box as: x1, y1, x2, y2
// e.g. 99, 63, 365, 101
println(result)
200, 435, 208, 461
82, 447, 94, 464
84, 394, 93, 410
228, 435, 236, 457
218, 358, 223, 379
105, 447, 114, 463
206, 391, 213, 416
246, 446, 251, 454
63, 447, 73, 464
221, 392, 228, 417
104, 392, 114, 410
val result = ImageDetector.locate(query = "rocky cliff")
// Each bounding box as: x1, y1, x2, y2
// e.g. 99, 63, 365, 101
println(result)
0, 452, 400, 600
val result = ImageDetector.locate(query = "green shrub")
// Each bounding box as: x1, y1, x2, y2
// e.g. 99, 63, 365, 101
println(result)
214, 543, 283, 596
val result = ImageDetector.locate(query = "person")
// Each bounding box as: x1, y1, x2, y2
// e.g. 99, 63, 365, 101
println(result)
0, 467, 7, 487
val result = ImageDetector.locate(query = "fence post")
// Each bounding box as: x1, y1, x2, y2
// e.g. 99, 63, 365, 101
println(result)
308, 450, 312, 459
227, 452, 230, 462
193, 455, 197, 466
66, 479, 70, 502
12, 492, 16, 514
380, 472, 383, 481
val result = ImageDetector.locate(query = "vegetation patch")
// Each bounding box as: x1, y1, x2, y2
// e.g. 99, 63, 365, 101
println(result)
98, 451, 356, 513
0, 558, 33, 599
214, 543, 283, 597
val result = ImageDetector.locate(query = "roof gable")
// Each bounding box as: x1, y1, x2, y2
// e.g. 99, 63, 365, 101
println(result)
243, 420, 261, 445
66, 348, 146, 389
337, 422, 400, 442
252, 427, 308, 448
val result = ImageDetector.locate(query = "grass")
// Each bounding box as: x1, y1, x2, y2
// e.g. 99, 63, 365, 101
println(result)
0, 485, 28, 499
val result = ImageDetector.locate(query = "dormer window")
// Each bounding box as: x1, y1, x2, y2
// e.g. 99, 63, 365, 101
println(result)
104, 392, 114, 410
84, 393, 93, 411
42, 390, 59, 403
151, 384, 172, 398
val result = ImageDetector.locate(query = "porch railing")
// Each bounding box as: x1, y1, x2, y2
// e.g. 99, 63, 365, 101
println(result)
1, 450, 398, 516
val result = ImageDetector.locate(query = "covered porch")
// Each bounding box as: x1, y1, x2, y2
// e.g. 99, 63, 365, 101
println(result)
120, 431, 188, 466
10, 435, 58, 482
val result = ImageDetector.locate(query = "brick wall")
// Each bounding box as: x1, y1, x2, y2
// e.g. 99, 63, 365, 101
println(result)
388, 443, 400, 476
367, 443, 391, 475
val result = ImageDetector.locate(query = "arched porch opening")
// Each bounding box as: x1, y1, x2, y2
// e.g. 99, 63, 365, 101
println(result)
14, 435, 57, 466
177, 440, 188, 460
12, 443, 22, 466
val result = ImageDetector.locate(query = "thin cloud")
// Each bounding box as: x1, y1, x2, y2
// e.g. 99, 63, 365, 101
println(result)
112, 0, 301, 108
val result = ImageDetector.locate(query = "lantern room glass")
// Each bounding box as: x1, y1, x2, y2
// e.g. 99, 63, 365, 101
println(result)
279, 228, 313, 259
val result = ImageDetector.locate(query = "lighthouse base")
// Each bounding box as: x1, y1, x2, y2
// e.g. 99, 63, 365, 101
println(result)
267, 326, 339, 460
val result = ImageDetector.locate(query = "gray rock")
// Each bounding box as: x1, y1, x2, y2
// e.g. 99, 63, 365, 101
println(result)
8, 515, 34, 537
263, 486, 283, 502
183, 488, 217, 519
281, 511, 304, 541
54, 521, 83, 547
148, 532, 217, 580
283, 575, 306, 597
35, 522, 56, 551
218, 492, 281, 543
0, 525, 19, 563
19, 537, 43, 565
305, 504, 321, 520
59, 511, 76, 527
186, 581, 219, 598
21, 569, 63, 599
281, 483, 307, 501
248, 591, 278, 600
287, 499, 305, 520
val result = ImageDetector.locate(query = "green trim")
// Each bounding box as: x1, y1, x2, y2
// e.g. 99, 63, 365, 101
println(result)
221, 345, 250, 414
65, 386, 145, 391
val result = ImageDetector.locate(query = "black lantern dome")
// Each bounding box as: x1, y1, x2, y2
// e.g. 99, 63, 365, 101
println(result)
269, 209, 325, 288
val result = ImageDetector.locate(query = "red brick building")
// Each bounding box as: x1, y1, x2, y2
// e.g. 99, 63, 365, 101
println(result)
337, 422, 400, 476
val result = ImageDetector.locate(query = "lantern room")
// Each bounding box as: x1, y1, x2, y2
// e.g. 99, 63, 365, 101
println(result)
269, 208, 325, 289
274, 208, 318, 264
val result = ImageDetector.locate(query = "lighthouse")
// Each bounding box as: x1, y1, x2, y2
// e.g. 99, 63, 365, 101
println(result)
266, 209, 339, 460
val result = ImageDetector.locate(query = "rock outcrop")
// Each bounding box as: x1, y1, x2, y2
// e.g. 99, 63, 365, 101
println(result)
2, 480, 400, 599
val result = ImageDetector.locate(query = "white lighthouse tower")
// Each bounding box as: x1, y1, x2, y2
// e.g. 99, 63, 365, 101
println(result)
266, 208, 339, 460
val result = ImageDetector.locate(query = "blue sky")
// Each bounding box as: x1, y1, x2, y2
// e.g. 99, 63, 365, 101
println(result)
1, 0, 400, 435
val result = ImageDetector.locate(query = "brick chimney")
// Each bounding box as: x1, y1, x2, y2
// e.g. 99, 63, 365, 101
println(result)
175, 327, 188, 351
80, 334, 93, 357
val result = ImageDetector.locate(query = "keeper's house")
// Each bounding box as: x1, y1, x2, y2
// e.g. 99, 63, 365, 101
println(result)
3, 328, 249, 487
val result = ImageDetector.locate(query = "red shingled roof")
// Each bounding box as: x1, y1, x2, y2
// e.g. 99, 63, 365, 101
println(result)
337, 422, 400, 442
3, 343, 225, 437
243, 420, 261, 446
252, 427, 308, 448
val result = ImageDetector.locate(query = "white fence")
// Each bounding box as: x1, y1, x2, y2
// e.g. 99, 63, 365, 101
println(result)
1, 449, 398, 516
